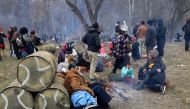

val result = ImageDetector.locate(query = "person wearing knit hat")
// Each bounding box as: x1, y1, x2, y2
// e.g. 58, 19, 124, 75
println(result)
0, 27, 7, 60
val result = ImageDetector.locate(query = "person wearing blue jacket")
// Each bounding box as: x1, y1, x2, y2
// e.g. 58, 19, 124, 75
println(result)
135, 49, 166, 94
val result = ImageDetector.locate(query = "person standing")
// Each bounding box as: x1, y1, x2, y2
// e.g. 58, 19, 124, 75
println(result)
0, 27, 6, 61
145, 20, 157, 54
136, 21, 147, 55
82, 23, 101, 81
133, 21, 140, 38
112, 24, 131, 74
16, 27, 34, 58
182, 18, 190, 51
7, 27, 14, 57
156, 19, 167, 57
11, 26, 21, 59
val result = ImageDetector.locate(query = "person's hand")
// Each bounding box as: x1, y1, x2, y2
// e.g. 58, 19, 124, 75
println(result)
89, 90, 95, 97
143, 69, 147, 72
157, 69, 161, 73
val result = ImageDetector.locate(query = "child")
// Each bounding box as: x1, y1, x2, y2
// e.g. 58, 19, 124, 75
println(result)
132, 37, 141, 61
121, 62, 134, 84
99, 43, 107, 57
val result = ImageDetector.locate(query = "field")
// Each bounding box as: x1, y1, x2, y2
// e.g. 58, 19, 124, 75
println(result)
0, 42, 190, 109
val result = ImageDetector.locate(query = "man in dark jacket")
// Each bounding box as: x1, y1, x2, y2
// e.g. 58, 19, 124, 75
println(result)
136, 49, 166, 94
145, 20, 157, 54
133, 21, 140, 38
82, 23, 101, 80
182, 18, 190, 51
156, 19, 167, 57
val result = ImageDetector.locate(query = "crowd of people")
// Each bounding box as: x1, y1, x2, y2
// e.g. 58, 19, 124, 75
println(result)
0, 26, 42, 61
55, 20, 168, 108
0, 18, 189, 109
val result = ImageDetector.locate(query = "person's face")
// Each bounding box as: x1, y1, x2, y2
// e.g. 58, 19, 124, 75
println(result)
78, 66, 89, 73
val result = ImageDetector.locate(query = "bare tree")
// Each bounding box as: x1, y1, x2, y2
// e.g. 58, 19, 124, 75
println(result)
168, 0, 190, 40
65, 0, 103, 30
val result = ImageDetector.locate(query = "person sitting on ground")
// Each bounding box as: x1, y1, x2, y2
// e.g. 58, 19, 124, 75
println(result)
0, 27, 7, 61
132, 37, 141, 61
64, 58, 112, 109
121, 61, 134, 84
135, 49, 166, 94
174, 33, 183, 42
58, 43, 67, 64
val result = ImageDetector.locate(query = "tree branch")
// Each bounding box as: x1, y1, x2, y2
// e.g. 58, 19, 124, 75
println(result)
94, 0, 103, 16
84, 0, 95, 24
65, 0, 88, 30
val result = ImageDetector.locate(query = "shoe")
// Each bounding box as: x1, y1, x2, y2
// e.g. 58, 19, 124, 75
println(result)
160, 85, 166, 95
134, 82, 144, 90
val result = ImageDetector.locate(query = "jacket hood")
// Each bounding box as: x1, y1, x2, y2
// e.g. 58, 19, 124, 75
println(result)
157, 19, 164, 27
88, 26, 99, 33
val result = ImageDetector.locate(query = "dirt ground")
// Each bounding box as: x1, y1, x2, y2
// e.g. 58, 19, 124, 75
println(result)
0, 42, 190, 109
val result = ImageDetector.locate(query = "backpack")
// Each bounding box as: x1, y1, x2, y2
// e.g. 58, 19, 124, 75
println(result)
95, 60, 104, 72
18, 34, 35, 54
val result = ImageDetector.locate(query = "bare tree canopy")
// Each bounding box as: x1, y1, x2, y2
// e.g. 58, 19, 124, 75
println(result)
65, 0, 103, 30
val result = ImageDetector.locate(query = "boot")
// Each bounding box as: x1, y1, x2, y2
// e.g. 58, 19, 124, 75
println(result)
0, 56, 2, 61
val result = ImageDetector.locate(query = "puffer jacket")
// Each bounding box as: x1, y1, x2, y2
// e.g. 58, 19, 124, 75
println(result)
82, 27, 101, 52
71, 91, 97, 107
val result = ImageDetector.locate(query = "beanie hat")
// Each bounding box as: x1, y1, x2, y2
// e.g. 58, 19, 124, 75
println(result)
20, 27, 28, 35
92, 23, 99, 29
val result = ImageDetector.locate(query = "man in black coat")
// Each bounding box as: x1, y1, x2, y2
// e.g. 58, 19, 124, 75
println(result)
145, 20, 157, 54
82, 23, 101, 81
156, 19, 167, 57
182, 18, 190, 51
